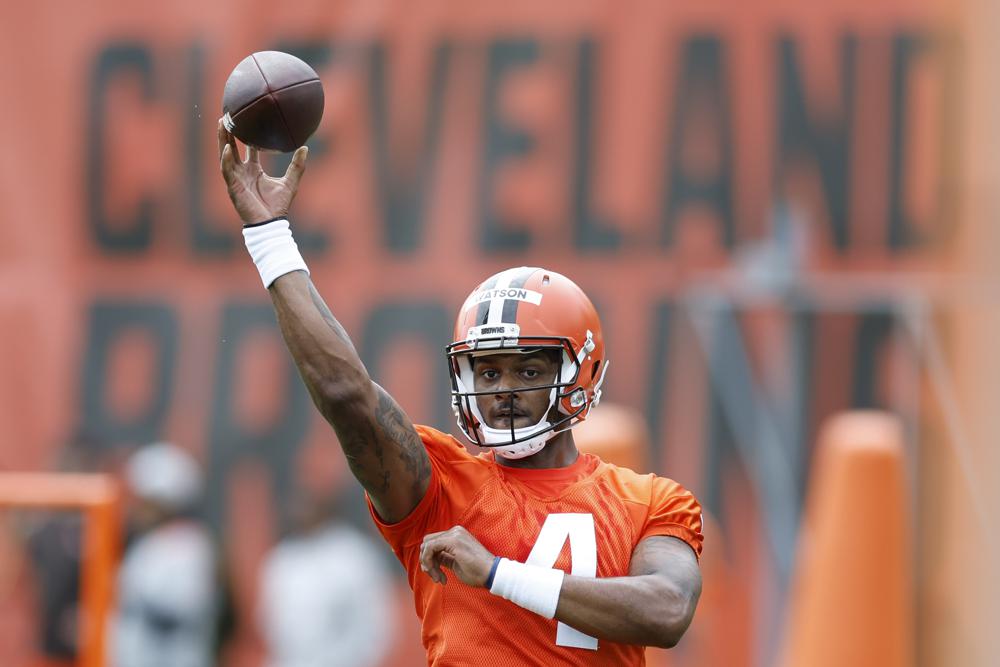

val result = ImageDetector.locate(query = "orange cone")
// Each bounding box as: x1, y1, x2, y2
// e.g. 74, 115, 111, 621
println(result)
780, 411, 913, 667
573, 402, 651, 473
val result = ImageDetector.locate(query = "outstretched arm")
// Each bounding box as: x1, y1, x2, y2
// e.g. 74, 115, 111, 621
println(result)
419, 528, 701, 648
218, 120, 430, 523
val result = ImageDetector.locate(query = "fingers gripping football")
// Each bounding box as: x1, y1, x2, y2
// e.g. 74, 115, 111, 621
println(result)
217, 118, 308, 225
419, 526, 496, 587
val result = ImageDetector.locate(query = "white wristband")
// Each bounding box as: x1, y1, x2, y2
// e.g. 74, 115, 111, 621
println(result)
242, 218, 309, 288
489, 558, 564, 619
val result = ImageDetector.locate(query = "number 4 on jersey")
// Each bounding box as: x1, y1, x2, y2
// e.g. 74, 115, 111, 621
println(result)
526, 513, 599, 650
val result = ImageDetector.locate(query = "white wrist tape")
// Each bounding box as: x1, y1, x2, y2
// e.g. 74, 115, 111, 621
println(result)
242, 218, 309, 288
489, 558, 565, 619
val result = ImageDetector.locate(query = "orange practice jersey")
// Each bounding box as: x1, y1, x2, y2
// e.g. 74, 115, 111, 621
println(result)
368, 425, 703, 666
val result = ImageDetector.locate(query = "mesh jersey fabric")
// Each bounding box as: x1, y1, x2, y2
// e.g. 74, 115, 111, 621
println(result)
367, 425, 703, 667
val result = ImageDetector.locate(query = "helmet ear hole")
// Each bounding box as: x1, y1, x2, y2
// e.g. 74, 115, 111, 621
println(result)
591, 360, 601, 381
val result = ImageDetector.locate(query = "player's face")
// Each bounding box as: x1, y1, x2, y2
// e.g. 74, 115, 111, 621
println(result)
471, 350, 560, 429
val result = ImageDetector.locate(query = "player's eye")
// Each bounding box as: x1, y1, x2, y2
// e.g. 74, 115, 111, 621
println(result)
480, 369, 499, 381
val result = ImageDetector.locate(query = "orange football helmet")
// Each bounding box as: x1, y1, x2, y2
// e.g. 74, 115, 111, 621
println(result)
447, 267, 608, 458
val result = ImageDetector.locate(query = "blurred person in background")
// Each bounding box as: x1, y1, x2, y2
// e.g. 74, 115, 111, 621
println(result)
218, 121, 703, 665
110, 442, 219, 667
258, 488, 394, 667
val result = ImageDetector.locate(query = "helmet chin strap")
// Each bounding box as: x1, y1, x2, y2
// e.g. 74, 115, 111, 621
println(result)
468, 387, 559, 459
482, 421, 557, 459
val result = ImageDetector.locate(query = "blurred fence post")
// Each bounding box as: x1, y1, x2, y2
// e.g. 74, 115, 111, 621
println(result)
0, 473, 121, 667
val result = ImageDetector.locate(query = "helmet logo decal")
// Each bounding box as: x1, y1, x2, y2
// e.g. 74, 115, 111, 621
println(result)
466, 323, 522, 349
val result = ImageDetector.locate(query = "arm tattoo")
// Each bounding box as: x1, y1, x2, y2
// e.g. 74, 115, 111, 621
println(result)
295, 279, 430, 508
304, 343, 429, 498
339, 422, 387, 492
375, 386, 432, 496
335, 388, 429, 499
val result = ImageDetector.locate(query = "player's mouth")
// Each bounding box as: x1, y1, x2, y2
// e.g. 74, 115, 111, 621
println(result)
491, 407, 530, 428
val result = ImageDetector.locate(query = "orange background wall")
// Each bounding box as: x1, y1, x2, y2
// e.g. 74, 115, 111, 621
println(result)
1, 0, 987, 664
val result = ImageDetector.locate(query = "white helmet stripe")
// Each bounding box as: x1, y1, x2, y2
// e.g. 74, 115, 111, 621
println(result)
486, 267, 525, 325
499, 268, 540, 324
472, 273, 502, 325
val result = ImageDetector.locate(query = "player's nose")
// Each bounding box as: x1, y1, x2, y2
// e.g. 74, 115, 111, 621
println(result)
492, 371, 522, 395
492, 387, 518, 402
497, 373, 522, 395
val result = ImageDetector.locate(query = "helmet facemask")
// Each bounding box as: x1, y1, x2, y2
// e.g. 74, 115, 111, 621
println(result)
448, 267, 608, 458
447, 328, 604, 459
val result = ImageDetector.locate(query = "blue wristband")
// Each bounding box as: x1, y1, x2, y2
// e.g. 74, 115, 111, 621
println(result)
484, 556, 502, 589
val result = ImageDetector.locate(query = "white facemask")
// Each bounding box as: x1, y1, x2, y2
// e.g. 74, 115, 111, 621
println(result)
451, 352, 563, 459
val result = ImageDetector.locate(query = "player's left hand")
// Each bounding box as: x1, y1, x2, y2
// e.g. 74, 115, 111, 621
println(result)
419, 526, 495, 587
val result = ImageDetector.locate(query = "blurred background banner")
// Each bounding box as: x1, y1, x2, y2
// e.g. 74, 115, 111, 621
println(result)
1, 0, 996, 665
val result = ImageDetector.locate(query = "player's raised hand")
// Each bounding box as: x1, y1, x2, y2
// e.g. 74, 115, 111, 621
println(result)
217, 118, 308, 225
419, 526, 495, 587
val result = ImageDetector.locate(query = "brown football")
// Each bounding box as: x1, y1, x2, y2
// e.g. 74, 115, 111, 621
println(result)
221, 51, 324, 153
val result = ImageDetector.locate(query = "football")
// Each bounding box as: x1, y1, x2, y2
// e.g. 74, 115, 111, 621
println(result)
221, 51, 324, 153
